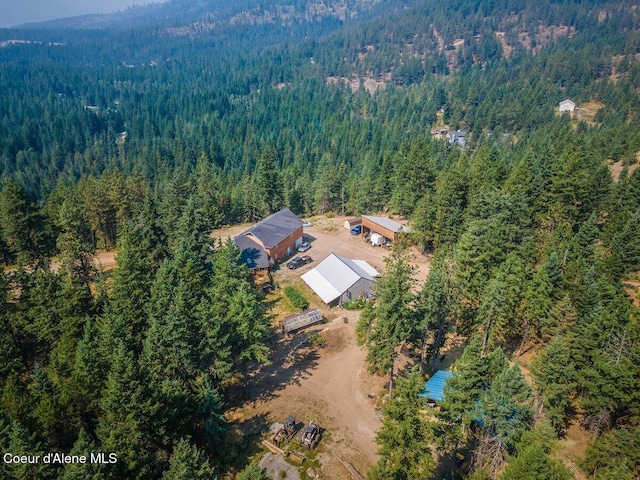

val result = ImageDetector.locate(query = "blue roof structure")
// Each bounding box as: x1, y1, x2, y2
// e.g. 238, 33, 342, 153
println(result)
420, 370, 454, 402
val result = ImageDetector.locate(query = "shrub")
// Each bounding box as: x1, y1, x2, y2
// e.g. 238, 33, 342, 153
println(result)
307, 332, 325, 347
343, 298, 366, 310
284, 286, 309, 310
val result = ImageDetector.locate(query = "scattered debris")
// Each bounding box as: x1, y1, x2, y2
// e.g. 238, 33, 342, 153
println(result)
339, 458, 365, 480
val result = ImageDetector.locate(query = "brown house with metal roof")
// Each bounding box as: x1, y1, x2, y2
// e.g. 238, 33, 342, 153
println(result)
235, 209, 304, 267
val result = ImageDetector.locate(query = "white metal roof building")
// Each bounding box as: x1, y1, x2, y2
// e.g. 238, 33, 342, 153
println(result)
301, 253, 379, 307
559, 99, 576, 112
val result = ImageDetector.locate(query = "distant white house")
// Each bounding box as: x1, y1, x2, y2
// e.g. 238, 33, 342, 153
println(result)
559, 99, 576, 112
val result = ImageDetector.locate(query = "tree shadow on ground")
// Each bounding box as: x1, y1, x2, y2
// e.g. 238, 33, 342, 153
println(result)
223, 329, 322, 409
247, 333, 321, 403
225, 411, 272, 474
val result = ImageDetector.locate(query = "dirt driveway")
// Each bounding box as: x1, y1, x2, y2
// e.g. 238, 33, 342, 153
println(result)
230, 312, 386, 479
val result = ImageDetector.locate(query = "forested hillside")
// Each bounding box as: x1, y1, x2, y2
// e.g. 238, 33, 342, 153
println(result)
1, 0, 639, 478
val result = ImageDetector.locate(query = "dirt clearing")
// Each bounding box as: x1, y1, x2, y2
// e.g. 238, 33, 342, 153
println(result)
228, 314, 385, 479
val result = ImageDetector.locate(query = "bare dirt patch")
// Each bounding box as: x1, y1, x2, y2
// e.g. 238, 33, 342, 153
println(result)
229, 319, 385, 479
575, 101, 603, 123
44, 250, 117, 275
495, 32, 512, 59
622, 279, 640, 307
557, 419, 591, 468
94, 250, 117, 271
259, 453, 301, 480
326, 75, 387, 95
608, 155, 639, 182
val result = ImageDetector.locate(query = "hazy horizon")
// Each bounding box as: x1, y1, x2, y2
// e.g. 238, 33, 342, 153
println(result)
0, 0, 170, 28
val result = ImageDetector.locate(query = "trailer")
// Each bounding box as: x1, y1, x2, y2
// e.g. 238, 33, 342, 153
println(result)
370, 232, 384, 246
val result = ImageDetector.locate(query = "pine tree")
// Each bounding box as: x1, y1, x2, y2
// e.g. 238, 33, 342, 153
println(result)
476, 253, 526, 352
434, 341, 508, 477
357, 251, 416, 397
238, 461, 269, 480
254, 147, 284, 216
0, 272, 21, 379
501, 444, 571, 480
530, 337, 576, 432
55, 193, 95, 285
415, 262, 451, 372
107, 212, 164, 354
59, 429, 110, 480
582, 426, 640, 480
97, 343, 158, 479
6, 420, 56, 480
195, 154, 225, 228
476, 363, 533, 453
368, 372, 435, 480
0, 180, 51, 267
162, 438, 217, 480
469, 362, 532, 478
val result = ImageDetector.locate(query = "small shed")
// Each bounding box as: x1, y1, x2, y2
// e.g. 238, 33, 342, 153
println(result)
344, 217, 362, 230
420, 370, 453, 402
559, 99, 576, 112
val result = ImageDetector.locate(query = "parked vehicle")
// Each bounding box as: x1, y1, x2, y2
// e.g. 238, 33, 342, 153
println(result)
303, 221, 313, 227
270, 416, 298, 447
350, 225, 362, 235
370, 232, 384, 246
287, 257, 304, 269
298, 241, 311, 252
287, 256, 311, 269
300, 255, 312, 265
299, 421, 321, 449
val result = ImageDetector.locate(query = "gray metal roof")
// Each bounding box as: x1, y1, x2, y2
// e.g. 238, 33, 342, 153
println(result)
242, 208, 303, 248
362, 215, 411, 233
301, 253, 379, 304
233, 234, 271, 270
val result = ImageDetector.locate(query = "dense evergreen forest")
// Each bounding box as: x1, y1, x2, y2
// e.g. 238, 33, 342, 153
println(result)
1, 0, 639, 478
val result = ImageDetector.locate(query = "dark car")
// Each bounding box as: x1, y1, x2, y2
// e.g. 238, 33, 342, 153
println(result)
350, 225, 362, 235
287, 257, 303, 269
287, 256, 312, 269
